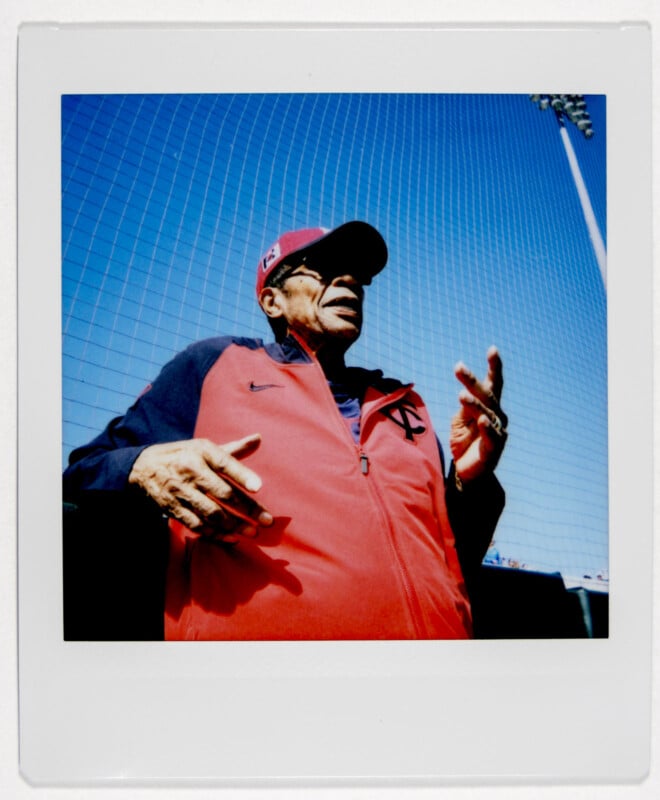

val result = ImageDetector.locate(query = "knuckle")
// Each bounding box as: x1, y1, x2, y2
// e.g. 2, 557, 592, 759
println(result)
213, 481, 234, 502
214, 448, 230, 471
174, 453, 199, 477
180, 510, 202, 531
162, 477, 182, 495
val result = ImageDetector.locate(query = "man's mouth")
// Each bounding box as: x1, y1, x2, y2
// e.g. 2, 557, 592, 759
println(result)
323, 296, 361, 314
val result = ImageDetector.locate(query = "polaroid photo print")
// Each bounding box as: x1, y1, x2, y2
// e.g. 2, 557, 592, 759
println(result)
17, 22, 652, 785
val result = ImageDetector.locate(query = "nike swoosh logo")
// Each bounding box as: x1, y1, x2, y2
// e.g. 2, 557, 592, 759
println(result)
249, 381, 285, 392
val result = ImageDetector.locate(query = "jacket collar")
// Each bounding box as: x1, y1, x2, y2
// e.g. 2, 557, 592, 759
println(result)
264, 333, 314, 365
264, 334, 410, 398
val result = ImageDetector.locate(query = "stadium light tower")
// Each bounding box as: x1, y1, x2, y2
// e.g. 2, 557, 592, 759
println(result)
530, 94, 607, 290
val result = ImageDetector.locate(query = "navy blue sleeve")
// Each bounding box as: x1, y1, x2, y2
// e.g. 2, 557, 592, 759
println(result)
63, 337, 236, 497
444, 459, 505, 599
436, 435, 505, 570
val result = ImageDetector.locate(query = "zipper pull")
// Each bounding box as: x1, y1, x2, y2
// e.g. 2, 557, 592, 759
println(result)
360, 452, 369, 475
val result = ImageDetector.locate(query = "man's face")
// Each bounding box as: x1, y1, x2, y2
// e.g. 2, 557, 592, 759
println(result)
274, 262, 366, 350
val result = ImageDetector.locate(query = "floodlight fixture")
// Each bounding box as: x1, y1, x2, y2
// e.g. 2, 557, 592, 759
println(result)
529, 93, 595, 139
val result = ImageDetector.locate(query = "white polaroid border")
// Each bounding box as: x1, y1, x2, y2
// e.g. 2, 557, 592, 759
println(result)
17, 23, 652, 785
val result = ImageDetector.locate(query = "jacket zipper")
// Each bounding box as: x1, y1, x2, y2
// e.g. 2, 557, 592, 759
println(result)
297, 345, 424, 636
356, 431, 425, 638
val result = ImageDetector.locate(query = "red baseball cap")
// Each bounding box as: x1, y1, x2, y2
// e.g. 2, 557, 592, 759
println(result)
256, 220, 388, 297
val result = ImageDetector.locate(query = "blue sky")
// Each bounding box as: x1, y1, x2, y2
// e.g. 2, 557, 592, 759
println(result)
62, 93, 607, 582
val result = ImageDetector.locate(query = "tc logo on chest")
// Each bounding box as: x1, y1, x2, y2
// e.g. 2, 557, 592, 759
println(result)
380, 400, 427, 441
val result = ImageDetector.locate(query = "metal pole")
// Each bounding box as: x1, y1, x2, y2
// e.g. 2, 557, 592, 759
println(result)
556, 117, 608, 290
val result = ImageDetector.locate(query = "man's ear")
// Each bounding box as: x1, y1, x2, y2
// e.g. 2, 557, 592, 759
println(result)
258, 286, 286, 320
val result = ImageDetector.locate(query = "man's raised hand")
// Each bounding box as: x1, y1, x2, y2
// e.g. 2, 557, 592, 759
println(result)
450, 346, 508, 485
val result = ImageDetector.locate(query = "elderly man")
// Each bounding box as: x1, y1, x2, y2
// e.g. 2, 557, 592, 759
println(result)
64, 221, 507, 640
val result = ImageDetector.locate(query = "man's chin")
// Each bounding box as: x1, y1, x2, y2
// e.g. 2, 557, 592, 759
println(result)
335, 318, 361, 335
323, 322, 361, 347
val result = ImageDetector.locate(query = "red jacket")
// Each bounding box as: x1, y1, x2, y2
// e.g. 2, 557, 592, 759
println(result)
64, 334, 504, 641
165, 335, 473, 640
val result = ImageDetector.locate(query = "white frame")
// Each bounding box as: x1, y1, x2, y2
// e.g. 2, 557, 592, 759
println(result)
17, 22, 652, 785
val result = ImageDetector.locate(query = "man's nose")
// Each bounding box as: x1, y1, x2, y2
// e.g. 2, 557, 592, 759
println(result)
330, 273, 365, 293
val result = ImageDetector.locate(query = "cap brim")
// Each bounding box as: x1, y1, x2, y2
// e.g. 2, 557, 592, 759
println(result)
296, 221, 388, 282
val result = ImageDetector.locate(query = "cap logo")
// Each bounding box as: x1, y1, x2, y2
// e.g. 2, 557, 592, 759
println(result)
262, 242, 281, 273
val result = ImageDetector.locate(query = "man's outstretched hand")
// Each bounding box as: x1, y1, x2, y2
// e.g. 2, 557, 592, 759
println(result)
128, 433, 273, 542
450, 346, 508, 485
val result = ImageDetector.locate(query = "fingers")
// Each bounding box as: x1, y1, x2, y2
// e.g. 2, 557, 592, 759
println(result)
486, 345, 504, 399
451, 347, 508, 483
194, 455, 272, 525
128, 436, 273, 539
458, 390, 507, 439
171, 488, 258, 540
198, 437, 274, 532
203, 434, 264, 492
174, 479, 265, 534
454, 346, 507, 427
454, 360, 501, 408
